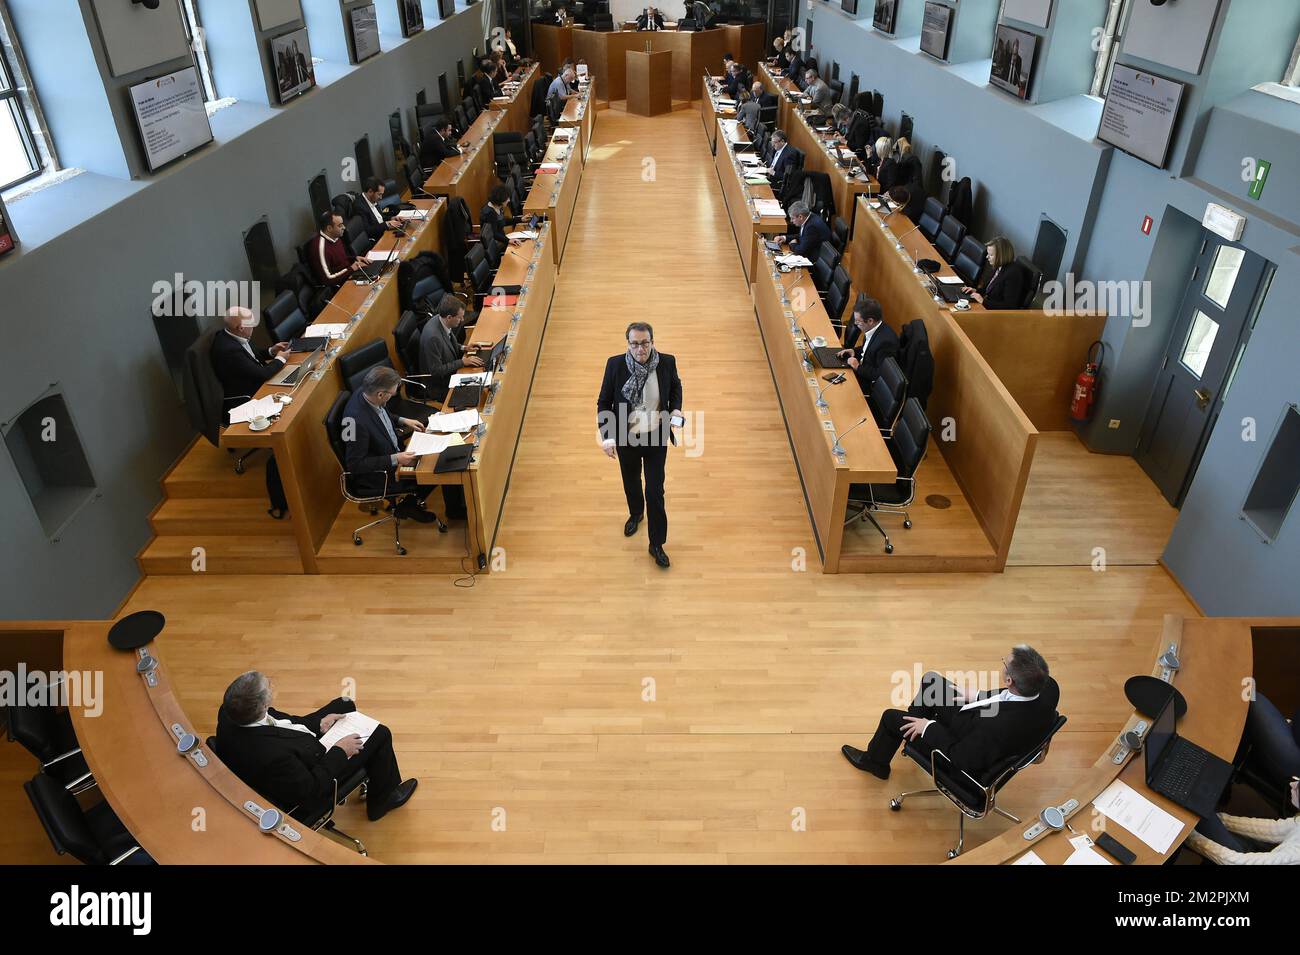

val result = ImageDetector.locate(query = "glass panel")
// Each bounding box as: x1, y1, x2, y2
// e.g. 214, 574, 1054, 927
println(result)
0, 98, 37, 188
1204, 244, 1245, 309
1179, 309, 1218, 378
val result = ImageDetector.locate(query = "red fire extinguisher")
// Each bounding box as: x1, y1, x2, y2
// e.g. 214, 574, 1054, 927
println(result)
1071, 341, 1103, 423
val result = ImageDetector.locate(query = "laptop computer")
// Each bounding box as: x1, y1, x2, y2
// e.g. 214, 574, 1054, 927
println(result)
1143, 692, 1233, 818
267, 344, 325, 387
934, 281, 966, 304
800, 326, 848, 369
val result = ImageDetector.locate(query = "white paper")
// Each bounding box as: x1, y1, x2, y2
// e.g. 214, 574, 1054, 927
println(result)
405, 431, 456, 456
396, 208, 429, 220
318, 711, 380, 750
1092, 780, 1185, 854
1064, 845, 1114, 865
366, 249, 398, 263
753, 199, 785, 217
228, 396, 281, 425
306, 322, 349, 337
450, 371, 493, 389
937, 275, 964, 285
427, 409, 482, 432
1012, 850, 1046, 865
507, 230, 538, 241
774, 254, 812, 268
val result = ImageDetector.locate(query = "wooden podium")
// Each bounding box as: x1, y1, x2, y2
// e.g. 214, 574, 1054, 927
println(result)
626, 50, 673, 116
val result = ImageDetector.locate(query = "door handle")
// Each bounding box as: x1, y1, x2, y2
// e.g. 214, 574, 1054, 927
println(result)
1193, 387, 1212, 410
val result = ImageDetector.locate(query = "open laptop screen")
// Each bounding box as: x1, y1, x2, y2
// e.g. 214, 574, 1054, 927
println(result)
1144, 692, 1177, 782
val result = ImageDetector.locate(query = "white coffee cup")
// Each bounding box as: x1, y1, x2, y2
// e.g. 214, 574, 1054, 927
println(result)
251, 415, 270, 430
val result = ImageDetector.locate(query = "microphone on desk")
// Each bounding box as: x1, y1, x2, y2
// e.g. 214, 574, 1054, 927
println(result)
813, 373, 843, 411
830, 415, 871, 457
317, 294, 363, 339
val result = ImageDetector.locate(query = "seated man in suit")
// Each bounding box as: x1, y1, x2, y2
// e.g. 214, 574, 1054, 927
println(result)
802, 68, 833, 114
357, 177, 403, 240
963, 236, 1027, 309
420, 118, 461, 171
841, 645, 1057, 782
342, 366, 438, 523
766, 129, 798, 189
837, 296, 899, 392
636, 5, 664, 30
419, 294, 484, 403
783, 200, 831, 260
751, 79, 777, 111
215, 670, 417, 823
723, 61, 751, 99
311, 210, 363, 289
781, 48, 803, 85
210, 306, 291, 419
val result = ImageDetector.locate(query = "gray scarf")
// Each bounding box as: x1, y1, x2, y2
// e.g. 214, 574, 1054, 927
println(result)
621, 348, 659, 406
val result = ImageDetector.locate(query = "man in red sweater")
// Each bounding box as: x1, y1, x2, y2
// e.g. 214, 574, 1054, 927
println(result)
312, 210, 363, 288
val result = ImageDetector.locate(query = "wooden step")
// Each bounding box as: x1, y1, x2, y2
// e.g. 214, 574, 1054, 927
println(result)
149, 497, 293, 537
137, 534, 303, 575
162, 440, 268, 499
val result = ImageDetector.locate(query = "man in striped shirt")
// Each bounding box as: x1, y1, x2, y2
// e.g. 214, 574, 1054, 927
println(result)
311, 210, 363, 288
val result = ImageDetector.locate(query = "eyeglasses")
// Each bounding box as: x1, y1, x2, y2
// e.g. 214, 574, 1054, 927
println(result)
628, 340, 653, 349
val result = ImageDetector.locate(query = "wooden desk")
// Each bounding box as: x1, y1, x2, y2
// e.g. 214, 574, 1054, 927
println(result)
524, 123, 585, 267
424, 107, 504, 225
220, 201, 445, 574
627, 50, 673, 116
557, 78, 597, 162
700, 72, 736, 154
713, 116, 787, 283
752, 246, 897, 571
759, 64, 877, 236
487, 64, 539, 136
557, 26, 727, 103
33, 620, 372, 864
954, 615, 1268, 865
413, 222, 558, 565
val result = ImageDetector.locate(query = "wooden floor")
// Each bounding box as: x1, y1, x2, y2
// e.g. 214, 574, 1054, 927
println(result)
5, 106, 1192, 865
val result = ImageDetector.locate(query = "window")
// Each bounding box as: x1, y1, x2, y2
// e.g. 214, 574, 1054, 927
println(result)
178, 0, 217, 103
1089, 0, 1131, 98
0, 1, 43, 190
2, 389, 98, 540
1285, 32, 1300, 88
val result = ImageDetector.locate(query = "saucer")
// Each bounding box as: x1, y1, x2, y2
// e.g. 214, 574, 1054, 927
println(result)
249, 419, 272, 432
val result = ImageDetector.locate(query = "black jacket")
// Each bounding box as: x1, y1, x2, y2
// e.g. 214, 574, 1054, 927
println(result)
980, 264, 1028, 309
419, 317, 465, 400
342, 389, 408, 497
789, 212, 832, 259
919, 678, 1060, 782
850, 321, 900, 391
357, 195, 391, 240
420, 130, 460, 170
597, 352, 683, 448
636, 11, 664, 29
480, 202, 518, 235
210, 330, 283, 413
214, 699, 356, 819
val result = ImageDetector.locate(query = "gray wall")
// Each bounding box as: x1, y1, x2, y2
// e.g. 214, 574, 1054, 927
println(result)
804, 0, 1300, 615
0, 2, 489, 619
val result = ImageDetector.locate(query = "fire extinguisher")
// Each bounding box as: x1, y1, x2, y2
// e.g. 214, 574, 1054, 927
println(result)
1070, 341, 1103, 423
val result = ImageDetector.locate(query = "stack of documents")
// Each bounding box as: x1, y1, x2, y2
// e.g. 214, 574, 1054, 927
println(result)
507, 230, 539, 241
450, 371, 493, 389
774, 253, 812, 268
537, 162, 563, 175
553, 129, 575, 141
405, 432, 457, 456
1092, 781, 1184, 853
753, 198, 786, 218
306, 322, 349, 337
427, 409, 482, 432
319, 712, 380, 749
228, 396, 281, 425
396, 208, 428, 220
365, 249, 399, 263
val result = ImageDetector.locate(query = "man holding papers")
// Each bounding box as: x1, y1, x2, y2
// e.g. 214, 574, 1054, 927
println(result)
341, 366, 439, 523
841, 645, 1058, 781
216, 671, 417, 824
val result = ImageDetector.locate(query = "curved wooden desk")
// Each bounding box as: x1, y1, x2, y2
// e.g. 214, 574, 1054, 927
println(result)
60, 622, 373, 864
952, 615, 1253, 864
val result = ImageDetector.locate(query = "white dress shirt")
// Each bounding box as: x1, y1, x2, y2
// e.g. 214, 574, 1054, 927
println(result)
225, 328, 286, 364
919, 687, 1039, 736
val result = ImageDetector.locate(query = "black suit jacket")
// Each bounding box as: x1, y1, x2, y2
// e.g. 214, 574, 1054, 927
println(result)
980, 264, 1028, 309
596, 352, 683, 448
342, 389, 407, 497
789, 212, 831, 259
919, 678, 1059, 781
850, 321, 900, 391
480, 203, 518, 235
210, 330, 282, 413
636, 11, 664, 29
757, 90, 778, 110
420, 130, 460, 170
419, 317, 464, 400
357, 196, 391, 241
214, 700, 355, 818
769, 144, 798, 184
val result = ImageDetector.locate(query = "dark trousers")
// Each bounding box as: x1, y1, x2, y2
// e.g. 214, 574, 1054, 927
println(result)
303, 698, 403, 817
865, 671, 964, 767
616, 442, 668, 546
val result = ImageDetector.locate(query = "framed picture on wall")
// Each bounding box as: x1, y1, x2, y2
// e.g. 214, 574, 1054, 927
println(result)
920, 2, 954, 61
437, 0, 455, 20
842, 0, 859, 15
989, 23, 1037, 100
270, 26, 316, 103
872, 0, 898, 35
399, 0, 425, 36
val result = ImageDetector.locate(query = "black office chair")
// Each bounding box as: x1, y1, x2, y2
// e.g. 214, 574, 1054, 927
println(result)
872, 89, 883, 120
812, 242, 841, 295
590, 11, 614, 30
6, 686, 95, 795
461, 94, 480, 123
206, 735, 369, 855
890, 681, 1066, 859
824, 279, 850, 333
917, 197, 945, 243
24, 772, 151, 865
337, 338, 437, 425
831, 215, 850, 254
453, 104, 471, 137
264, 290, 308, 344
867, 356, 907, 436
844, 397, 929, 553
1015, 255, 1043, 308
934, 214, 966, 262
405, 154, 430, 199
332, 192, 357, 221
953, 235, 987, 286
392, 309, 434, 400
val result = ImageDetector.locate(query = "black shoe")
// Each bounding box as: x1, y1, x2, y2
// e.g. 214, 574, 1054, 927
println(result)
624, 514, 642, 537
396, 500, 436, 524
649, 544, 670, 568
841, 745, 889, 779
367, 778, 418, 821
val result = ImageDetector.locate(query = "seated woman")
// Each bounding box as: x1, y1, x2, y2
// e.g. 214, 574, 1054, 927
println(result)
871, 136, 896, 186
962, 237, 1027, 309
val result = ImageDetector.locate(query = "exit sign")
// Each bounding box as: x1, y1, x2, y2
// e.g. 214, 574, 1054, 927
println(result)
1141, 215, 1153, 235
1248, 159, 1271, 199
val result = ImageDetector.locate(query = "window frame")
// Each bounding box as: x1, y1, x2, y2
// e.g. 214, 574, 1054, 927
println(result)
1089, 0, 1131, 99
1284, 31, 1300, 88
177, 0, 218, 103
0, 0, 42, 190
